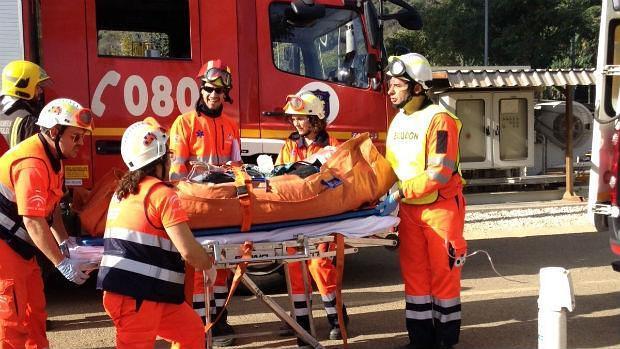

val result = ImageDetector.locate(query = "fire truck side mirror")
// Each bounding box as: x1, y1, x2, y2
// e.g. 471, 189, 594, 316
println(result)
380, 0, 423, 31
366, 54, 378, 77
288, 0, 326, 24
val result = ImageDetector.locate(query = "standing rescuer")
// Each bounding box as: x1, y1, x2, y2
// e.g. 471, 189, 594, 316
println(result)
0, 60, 51, 148
97, 117, 215, 349
378, 53, 467, 349
168, 58, 240, 346
0, 98, 94, 348
276, 90, 348, 344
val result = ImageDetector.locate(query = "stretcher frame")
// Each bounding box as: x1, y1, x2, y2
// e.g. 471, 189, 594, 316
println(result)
200, 233, 397, 349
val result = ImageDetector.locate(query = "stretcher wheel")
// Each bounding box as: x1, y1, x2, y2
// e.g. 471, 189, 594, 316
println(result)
384, 233, 399, 251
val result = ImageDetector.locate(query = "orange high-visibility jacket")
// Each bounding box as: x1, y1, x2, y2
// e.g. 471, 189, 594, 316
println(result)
275, 131, 340, 165
169, 110, 241, 179
386, 104, 463, 205
0, 134, 64, 259
97, 177, 189, 304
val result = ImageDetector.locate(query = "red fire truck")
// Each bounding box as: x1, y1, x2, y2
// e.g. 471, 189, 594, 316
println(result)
1, 0, 419, 189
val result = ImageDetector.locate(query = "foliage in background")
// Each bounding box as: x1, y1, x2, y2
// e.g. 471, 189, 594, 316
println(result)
379, 0, 600, 68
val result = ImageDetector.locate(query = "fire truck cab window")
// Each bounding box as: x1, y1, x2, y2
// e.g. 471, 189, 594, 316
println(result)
270, 4, 370, 89
96, 0, 190, 59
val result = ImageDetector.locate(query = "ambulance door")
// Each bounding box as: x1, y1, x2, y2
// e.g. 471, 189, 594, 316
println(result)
84, 0, 202, 182
253, 0, 387, 156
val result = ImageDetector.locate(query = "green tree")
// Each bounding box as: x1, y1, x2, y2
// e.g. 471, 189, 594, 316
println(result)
382, 0, 600, 68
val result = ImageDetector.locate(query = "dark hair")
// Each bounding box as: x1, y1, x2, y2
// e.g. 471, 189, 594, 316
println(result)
114, 160, 160, 200
288, 114, 327, 135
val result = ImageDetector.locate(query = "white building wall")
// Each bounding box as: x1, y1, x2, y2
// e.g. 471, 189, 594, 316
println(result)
0, 0, 24, 88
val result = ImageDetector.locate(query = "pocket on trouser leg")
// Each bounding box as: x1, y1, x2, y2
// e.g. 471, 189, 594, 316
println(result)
0, 280, 18, 325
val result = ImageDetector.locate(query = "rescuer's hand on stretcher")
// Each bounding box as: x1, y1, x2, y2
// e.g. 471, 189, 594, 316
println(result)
166, 222, 213, 271
377, 191, 400, 216
56, 257, 91, 285
204, 266, 217, 287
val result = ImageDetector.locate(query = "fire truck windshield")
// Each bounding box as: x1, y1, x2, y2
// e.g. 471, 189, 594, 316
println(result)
270, 3, 370, 89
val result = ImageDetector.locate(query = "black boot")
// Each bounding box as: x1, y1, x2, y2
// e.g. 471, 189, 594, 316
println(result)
295, 315, 312, 347
212, 308, 235, 347
327, 304, 349, 340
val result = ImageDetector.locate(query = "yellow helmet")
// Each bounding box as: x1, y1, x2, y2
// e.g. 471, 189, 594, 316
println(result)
283, 91, 326, 119
1, 60, 50, 100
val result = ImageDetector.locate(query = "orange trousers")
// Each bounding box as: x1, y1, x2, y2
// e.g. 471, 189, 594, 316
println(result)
0, 240, 48, 349
287, 243, 336, 296
103, 291, 204, 349
399, 194, 466, 348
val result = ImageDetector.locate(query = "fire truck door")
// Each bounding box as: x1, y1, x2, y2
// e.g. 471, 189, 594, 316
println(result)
83, 0, 203, 183
254, 0, 388, 156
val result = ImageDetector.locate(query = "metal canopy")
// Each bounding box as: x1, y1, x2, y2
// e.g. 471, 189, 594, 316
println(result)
431, 68, 596, 88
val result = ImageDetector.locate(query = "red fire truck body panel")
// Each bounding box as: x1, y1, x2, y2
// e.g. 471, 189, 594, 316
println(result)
19, 0, 393, 189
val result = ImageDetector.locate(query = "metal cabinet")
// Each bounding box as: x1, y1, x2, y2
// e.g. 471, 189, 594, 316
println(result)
439, 91, 534, 170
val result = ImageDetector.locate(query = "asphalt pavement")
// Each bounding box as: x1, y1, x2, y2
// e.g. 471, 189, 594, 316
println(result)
44, 205, 620, 349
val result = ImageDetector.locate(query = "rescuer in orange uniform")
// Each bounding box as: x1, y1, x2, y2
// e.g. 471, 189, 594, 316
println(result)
98, 117, 215, 349
378, 53, 467, 349
0, 98, 94, 348
276, 90, 348, 343
0, 60, 51, 148
168, 59, 240, 346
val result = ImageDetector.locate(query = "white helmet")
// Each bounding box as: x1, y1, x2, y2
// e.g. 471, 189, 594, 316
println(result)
386, 53, 433, 89
283, 91, 326, 119
36, 98, 94, 131
121, 117, 168, 171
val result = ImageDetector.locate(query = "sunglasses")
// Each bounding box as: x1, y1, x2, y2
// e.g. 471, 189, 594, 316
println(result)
203, 86, 225, 94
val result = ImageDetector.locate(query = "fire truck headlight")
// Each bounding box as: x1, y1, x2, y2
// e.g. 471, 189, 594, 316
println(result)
610, 175, 617, 189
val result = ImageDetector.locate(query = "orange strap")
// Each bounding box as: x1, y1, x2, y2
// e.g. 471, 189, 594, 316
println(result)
205, 241, 254, 332
184, 262, 195, 304
335, 233, 349, 347
233, 167, 253, 232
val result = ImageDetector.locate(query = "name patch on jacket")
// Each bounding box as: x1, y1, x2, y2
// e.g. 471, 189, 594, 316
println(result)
392, 131, 420, 141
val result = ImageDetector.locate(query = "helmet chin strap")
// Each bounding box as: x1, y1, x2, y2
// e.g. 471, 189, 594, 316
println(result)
53, 126, 67, 160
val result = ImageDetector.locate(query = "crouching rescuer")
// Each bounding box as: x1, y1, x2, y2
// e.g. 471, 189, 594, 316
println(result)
97, 117, 214, 349
0, 98, 94, 348
377, 53, 467, 349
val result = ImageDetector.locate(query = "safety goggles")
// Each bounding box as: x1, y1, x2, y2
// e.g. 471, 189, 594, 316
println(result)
203, 86, 225, 94
203, 68, 232, 88
285, 95, 305, 111
74, 108, 94, 129
386, 56, 407, 78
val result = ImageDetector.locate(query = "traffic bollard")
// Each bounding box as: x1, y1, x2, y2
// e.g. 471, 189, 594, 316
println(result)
537, 267, 575, 349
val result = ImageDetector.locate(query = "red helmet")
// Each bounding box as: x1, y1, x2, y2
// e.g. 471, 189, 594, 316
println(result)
197, 59, 232, 89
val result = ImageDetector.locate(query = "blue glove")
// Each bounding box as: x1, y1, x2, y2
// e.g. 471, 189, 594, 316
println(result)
56, 258, 90, 285
376, 193, 399, 216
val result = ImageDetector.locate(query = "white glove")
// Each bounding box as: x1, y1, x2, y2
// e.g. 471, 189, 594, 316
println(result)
56, 258, 90, 285
204, 267, 217, 287
59, 237, 78, 258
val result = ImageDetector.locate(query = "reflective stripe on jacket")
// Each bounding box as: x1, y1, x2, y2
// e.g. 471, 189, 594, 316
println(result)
97, 177, 186, 304
169, 110, 241, 179
386, 104, 463, 205
0, 95, 40, 147
275, 131, 339, 165
0, 134, 63, 259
